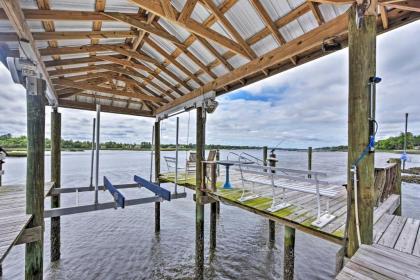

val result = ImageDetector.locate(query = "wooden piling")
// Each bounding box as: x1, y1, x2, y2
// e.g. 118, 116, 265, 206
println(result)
25, 77, 46, 280
283, 225, 295, 280
268, 152, 276, 245
154, 121, 161, 233
215, 149, 220, 214
308, 147, 312, 178
50, 109, 61, 262
195, 107, 205, 279
346, 4, 377, 257
210, 163, 217, 250
389, 158, 402, 215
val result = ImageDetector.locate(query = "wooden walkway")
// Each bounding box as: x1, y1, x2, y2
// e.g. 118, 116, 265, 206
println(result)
0, 183, 53, 263
160, 170, 399, 245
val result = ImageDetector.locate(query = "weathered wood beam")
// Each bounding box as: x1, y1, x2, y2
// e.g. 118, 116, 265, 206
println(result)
0, 9, 147, 21
381, 0, 420, 12
130, 0, 249, 57
31, 30, 138, 41
61, 91, 144, 105
45, 54, 125, 67
202, 0, 257, 59
157, 12, 348, 114
379, 5, 389, 29
15, 226, 42, 246
97, 55, 153, 72
103, 44, 157, 64
0, 0, 57, 104
102, 12, 183, 46
309, 0, 354, 4
53, 78, 165, 103
178, 0, 198, 23
58, 99, 154, 117
308, 1, 325, 25
36, 0, 60, 62
49, 65, 103, 77
50, 108, 60, 261
249, 0, 297, 65
39, 44, 126, 57
161, 0, 177, 20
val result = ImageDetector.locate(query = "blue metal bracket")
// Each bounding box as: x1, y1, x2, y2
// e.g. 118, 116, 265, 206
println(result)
134, 175, 171, 201
104, 176, 126, 209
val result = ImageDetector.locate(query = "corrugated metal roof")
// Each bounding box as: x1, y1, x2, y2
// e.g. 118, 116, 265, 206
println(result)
158, 18, 191, 42
50, 0, 96, 12
149, 34, 177, 54
251, 35, 279, 56
166, 64, 189, 80
176, 53, 201, 73
211, 64, 229, 77
188, 40, 216, 65
191, 3, 212, 24
142, 43, 166, 63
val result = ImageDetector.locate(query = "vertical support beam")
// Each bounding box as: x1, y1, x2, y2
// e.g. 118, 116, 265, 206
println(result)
89, 118, 96, 188
175, 117, 179, 193
347, 4, 376, 257
283, 225, 296, 280
94, 104, 100, 205
263, 146, 268, 167
389, 158, 402, 215
308, 147, 313, 179
403, 113, 408, 170
25, 77, 46, 280
215, 149, 220, 214
268, 152, 276, 245
154, 121, 161, 233
210, 163, 217, 250
195, 107, 205, 279
50, 108, 61, 262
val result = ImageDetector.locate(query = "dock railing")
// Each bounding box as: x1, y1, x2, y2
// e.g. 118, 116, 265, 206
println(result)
374, 159, 401, 212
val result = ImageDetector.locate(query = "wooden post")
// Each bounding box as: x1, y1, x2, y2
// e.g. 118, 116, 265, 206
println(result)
347, 4, 377, 257
263, 146, 268, 171
403, 113, 408, 170
284, 225, 296, 280
210, 163, 217, 250
154, 121, 161, 233
268, 152, 276, 245
50, 108, 61, 262
25, 77, 46, 280
308, 147, 312, 178
389, 158, 402, 215
195, 107, 205, 279
215, 149, 220, 214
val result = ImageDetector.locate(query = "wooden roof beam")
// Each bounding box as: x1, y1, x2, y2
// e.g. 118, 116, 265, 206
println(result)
102, 12, 184, 47
97, 55, 153, 73
156, 12, 349, 114
250, 0, 297, 65
130, 0, 249, 57
178, 0, 198, 23
32, 30, 139, 41
45, 54, 126, 68
381, 0, 420, 13
307, 1, 325, 25
53, 78, 166, 103
58, 99, 153, 117
379, 5, 389, 29
309, 0, 354, 4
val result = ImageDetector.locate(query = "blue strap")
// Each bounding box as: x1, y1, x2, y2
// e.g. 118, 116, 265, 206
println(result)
401, 152, 408, 161
353, 136, 375, 167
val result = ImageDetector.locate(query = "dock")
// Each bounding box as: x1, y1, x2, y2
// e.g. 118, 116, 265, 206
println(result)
0, 182, 54, 264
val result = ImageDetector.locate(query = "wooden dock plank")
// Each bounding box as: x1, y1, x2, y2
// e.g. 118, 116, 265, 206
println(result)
377, 215, 407, 249
410, 226, 420, 257
373, 214, 395, 243
394, 218, 420, 254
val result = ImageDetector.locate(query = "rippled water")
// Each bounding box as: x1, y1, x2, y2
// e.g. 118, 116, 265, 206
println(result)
1, 150, 419, 280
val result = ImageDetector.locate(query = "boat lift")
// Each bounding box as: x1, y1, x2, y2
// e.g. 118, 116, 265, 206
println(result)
44, 104, 186, 218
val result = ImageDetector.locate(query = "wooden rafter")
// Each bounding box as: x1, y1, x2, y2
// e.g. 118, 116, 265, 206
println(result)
97, 55, 153, 72
309, 0, 354, 4
53, 78, 165, 103
379, 5, 389, 29
0, 0, 57, 104
157, 12, 349, 114
307, 1, 325, 25
381, 0, 420, 13
102, 12, 183, 46
130, 0, 249, 57
58, 99, 153, 117
178, 0, 198, 23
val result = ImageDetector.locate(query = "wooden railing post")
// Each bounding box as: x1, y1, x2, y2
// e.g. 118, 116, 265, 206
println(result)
215, 149, 220, 214
347, 4, 377, 257
51, 108, 61, 262
25, 77, 46, 280
154, 121, 161, 233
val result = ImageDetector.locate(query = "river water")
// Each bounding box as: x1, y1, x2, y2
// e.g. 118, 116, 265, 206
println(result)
1, 150, 419, 280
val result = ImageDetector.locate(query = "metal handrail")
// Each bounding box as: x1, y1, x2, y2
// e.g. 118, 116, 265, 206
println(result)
226, 151, 263, 165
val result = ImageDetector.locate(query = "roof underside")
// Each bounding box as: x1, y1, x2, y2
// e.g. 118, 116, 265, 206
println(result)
0, 0, 419, 117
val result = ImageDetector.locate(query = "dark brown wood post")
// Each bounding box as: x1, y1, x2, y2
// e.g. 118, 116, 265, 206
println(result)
215, 149, 220, 214
195, 107, 205, 279
50, 108, 61, 262
308, 147, 312, 178
210, 163, 217, 250
268, 152, 276, 245
283, 225, 296, 280
154, 121, 161, 233
388, 158, 402, 215
347, 4, 377, 257
25, 77, 46, 280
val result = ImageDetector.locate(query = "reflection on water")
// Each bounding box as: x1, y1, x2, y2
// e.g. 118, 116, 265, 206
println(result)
1, 150, 419, 279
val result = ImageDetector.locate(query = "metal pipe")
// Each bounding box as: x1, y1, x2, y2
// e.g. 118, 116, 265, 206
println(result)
94, 104, 101, 205
150, 125, 154, 182
175, 117, 179, 193
89, 118, 96, 187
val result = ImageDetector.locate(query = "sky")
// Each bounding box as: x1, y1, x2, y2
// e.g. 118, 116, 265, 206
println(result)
0, 21, 419, 149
